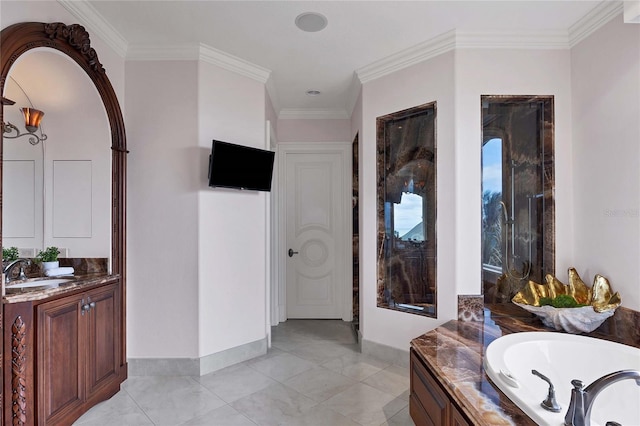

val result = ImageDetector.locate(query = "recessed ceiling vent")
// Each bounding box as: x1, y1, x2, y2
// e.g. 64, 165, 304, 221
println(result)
295, 12, 328, 32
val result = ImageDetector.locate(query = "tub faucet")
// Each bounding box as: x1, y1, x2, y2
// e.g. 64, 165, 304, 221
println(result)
564, 370, 640, 426
3, 258, 31, 284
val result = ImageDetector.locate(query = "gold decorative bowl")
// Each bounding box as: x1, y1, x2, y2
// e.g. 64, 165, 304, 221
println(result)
512, 268, 621, 333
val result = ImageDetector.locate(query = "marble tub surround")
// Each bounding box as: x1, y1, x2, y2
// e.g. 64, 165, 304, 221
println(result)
410, 303, 640, 426
458, 295, 484, 321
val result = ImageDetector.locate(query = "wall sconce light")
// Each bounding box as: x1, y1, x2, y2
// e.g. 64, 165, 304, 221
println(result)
2, 96, 48, 145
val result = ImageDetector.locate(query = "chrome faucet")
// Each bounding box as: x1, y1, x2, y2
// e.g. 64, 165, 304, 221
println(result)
3, 258, 31, 284
564, 369, 640, 426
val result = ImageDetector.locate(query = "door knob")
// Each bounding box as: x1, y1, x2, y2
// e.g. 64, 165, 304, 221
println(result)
288, 248, 299, 257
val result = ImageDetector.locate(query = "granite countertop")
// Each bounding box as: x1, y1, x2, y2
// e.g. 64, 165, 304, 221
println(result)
410, 303, 640, 426
3, 273, 120, 303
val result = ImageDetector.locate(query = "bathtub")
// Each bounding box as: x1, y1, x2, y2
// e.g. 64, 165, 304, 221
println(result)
484, 331, 640, 426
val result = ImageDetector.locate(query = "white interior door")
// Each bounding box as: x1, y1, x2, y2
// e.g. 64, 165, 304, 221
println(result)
282, 143, 351, 320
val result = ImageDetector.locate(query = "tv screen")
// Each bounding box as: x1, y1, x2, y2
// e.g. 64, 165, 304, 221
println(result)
208, 140, 275, 191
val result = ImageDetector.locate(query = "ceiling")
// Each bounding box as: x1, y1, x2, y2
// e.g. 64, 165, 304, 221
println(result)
73, 1, 612, 118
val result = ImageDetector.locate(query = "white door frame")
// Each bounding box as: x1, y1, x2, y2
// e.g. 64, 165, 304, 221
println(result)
265, 121, 277, 344
272, 141, 352, 323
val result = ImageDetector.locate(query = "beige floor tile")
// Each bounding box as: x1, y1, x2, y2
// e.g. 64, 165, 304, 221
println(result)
75, 320, 413, 426
196, 363, 277, 403
325, 383, 408, 426
230, 383, 318, 425
362, 364, 410, 399
283, 366, 357, 402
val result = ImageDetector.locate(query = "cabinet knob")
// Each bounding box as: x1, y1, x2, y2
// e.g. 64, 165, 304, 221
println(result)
81, 298, 96, 315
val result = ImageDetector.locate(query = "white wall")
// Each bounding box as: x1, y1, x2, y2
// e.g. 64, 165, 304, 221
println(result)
455, 48, 574, 295
126, 61, 200, 358
360, 51, 457, 350
571, 16, 640, 311
359, 46, 578, 351
277, 118, 351, 143
4, 2, 639, 362
197, 61, 268, 357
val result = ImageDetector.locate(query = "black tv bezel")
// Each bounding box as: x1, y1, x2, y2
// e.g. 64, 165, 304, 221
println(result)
208, 139, 275, 192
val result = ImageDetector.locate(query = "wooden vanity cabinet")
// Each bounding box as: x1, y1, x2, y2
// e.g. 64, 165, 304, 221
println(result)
3, 281, 124, 425
410, 348, 470, 426
37, 283, 121, 424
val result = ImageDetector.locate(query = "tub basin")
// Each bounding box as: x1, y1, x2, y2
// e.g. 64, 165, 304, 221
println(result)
484, 331, 640, 426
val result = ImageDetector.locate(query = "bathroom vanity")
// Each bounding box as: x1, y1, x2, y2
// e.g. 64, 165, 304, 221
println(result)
3, 275, 126, 425
409, 304, 640, 426
0, 22, 129, 425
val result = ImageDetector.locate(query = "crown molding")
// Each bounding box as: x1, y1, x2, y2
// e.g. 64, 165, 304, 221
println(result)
126, 43, 271, 84
278, 108, 350, 120
356, 28, 576, 85
569, 1, 623, 47
356, 29, 457, 84
57, 0, 128, 58
356, 0, 624, 87
199, 44, 271, 84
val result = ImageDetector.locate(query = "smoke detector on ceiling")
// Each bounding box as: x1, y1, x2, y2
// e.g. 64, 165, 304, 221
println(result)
295, 12, 328, 32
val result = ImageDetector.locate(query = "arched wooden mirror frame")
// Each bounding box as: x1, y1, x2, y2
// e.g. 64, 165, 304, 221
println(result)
0, 21, 127, 419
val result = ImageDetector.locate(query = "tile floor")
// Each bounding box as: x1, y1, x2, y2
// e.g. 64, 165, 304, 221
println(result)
74, 320, 414, 426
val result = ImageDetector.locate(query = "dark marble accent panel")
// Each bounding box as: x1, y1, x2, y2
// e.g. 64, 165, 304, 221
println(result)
59, 257, 109, 274
377, 103, 437, 317
7, 257, 109, 279
458, 295, 484, 322
482, 96, 555, 303
352, 134, 360, 329
411, 303, 639, 426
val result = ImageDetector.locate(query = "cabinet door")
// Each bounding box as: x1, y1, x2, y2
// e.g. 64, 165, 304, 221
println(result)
410, 349, 449, 426
85, 283, 120, 398
37, 295, 85, 424
451, 405, 470, 426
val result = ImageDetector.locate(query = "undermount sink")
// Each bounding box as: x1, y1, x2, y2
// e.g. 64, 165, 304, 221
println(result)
5, 278, 73, 292
484, 331, 640, 426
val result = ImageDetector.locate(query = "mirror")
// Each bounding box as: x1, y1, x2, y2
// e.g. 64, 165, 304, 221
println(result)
377, 102, 437, 317
481, 95, 555, 303
3, 49, 111, 259
1, 21, 128, 279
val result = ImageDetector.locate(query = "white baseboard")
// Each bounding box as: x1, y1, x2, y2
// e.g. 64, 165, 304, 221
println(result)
361, 338, 410, 368
128, 338, 268, 376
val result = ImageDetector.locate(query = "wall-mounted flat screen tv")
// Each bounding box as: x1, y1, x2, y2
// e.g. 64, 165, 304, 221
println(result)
208, 140, 275, 192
